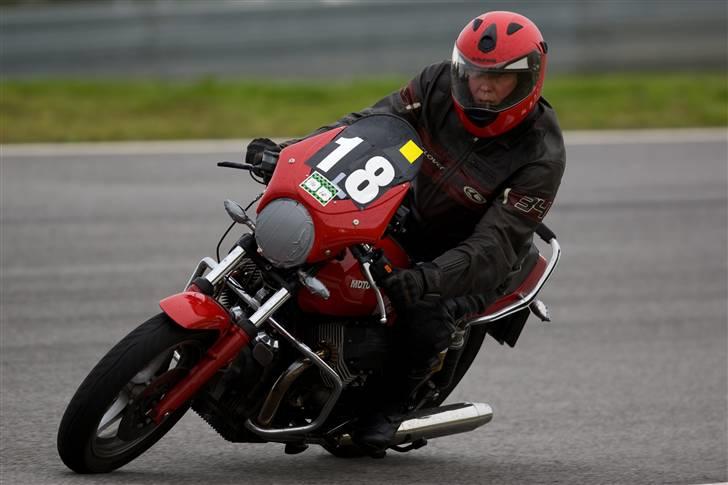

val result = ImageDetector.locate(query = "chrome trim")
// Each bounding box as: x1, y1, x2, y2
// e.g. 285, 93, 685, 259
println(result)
244, 317, 344, 438
184, 257, 218, 290
248, 287, 290, 328
361, 261, 387, 325
466, 238, 561, 326
298, 271, 331, 300
204, 245, 247, 287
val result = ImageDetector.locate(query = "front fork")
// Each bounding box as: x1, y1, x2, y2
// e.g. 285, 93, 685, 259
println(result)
150, 241, 291, 424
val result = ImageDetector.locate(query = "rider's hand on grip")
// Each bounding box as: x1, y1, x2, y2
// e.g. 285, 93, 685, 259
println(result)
380, 263, 442, 310
245, 138, 280, 182
381, 268, 425, 309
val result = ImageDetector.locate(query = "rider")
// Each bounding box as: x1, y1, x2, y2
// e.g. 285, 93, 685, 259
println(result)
247, 11, 565, 452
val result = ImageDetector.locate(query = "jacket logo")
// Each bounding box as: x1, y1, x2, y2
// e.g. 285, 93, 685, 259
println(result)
504, 188, 553, 221
423, 149, 446, 171
513, 195, 552, 219
464, 186, 488, 204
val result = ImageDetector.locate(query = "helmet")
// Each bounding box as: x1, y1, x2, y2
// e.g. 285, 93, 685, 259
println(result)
451, 11, 548, 137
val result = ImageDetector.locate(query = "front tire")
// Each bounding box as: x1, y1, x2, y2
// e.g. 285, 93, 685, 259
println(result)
57, 313, 214, 473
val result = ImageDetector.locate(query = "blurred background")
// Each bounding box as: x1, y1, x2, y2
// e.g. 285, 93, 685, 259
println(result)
1, 0, 726, 78
0, 0, 726, 142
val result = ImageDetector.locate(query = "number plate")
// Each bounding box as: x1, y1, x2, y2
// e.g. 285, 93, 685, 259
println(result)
303, 114, 424, 208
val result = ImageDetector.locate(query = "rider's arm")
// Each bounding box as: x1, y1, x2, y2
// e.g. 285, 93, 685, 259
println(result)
431, 157, 565, 302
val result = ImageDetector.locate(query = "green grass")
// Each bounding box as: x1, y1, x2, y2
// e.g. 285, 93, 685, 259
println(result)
1, 73, 725, 143
546, 73, 728, 130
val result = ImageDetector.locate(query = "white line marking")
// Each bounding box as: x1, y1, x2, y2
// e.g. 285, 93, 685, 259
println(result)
1, 129, 725, 157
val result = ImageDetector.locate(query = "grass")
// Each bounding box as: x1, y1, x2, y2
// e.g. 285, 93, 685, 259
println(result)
1, 73, 725, 143
546, 73, 727, 130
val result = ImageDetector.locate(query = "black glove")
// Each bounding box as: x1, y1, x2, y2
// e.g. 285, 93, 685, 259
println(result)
246, 137, 279, 165
245, 138, 280, 182
381, 263, 442, 309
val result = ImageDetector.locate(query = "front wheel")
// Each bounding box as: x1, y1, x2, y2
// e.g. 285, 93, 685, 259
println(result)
57, 313, 215, 473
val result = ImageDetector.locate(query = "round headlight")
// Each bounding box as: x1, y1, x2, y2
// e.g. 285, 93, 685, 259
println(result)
255, 198, 315, 268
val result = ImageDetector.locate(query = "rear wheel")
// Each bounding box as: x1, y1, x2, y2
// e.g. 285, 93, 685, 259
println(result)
57, 313, 215, 473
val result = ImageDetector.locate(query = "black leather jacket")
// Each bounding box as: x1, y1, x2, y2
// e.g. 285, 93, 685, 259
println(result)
284, 61, 565, 312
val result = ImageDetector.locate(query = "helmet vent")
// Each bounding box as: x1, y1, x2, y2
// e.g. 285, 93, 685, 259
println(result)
507, 22, 523, 35
478, 23, 497, 53
472, 18, 483, 31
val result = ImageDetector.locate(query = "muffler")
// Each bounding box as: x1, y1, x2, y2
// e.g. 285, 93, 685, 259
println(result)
340, 402, 493, 447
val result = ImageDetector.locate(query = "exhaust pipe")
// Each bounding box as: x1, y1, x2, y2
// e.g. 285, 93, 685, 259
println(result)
340, 402, 493, 447
392, 402, 493, 445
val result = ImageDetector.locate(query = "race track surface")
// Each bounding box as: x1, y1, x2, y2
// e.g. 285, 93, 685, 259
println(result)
1, 130, 726, 484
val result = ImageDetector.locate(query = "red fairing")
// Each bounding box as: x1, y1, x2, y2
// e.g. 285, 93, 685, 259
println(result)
159, 292, 232, 332
258, 127, 412, 264
298, 236, 411, 317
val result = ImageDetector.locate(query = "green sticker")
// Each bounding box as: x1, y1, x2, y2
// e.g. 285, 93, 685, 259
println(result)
300, 172, 338, 206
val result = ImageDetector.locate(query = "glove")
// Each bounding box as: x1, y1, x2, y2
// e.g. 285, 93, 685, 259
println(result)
381, 263, 442, 309
246, 137, 279, 165
245, 138, 280, 182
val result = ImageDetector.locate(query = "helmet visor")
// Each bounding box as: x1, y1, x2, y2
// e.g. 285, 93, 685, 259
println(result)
451, 46, 541, 114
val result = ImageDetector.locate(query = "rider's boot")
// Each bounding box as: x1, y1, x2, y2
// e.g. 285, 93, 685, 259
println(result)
350, 372, 429, 453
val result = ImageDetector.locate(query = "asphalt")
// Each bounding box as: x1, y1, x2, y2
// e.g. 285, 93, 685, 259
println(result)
1, 130, 726, 484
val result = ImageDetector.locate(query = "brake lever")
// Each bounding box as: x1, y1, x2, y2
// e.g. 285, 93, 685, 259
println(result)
350, 245, 390, 325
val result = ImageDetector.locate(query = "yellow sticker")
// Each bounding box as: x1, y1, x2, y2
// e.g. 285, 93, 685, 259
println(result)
399, 139, 423, 164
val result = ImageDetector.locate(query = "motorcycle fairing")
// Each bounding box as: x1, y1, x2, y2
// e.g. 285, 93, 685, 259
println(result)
259, 114, 424, 264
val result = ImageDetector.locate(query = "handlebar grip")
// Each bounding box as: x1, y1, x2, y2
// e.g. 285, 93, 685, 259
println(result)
535, 223, 556, 242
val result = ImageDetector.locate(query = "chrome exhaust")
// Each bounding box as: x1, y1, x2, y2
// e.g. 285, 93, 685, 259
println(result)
339, 402, 493, 447
392, 402, 493, 445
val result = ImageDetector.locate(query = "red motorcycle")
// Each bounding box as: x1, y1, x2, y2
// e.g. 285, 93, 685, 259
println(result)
57, 114, 560, 473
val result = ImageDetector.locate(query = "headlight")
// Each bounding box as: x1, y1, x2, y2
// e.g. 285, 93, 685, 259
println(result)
255, 198, 315, 268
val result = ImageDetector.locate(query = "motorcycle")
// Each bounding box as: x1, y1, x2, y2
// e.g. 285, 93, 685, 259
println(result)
57, 113, 561, 473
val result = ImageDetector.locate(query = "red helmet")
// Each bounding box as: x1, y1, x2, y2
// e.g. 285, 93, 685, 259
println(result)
451, 11, 548, 137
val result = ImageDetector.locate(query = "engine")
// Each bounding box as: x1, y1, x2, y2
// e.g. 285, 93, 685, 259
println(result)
307, 320, 393, 388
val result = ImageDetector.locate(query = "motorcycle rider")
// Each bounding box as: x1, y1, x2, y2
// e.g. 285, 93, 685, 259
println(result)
247, 11, 565, 453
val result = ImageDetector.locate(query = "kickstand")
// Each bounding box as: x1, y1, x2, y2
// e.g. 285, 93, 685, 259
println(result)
389, 438, 428, 453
